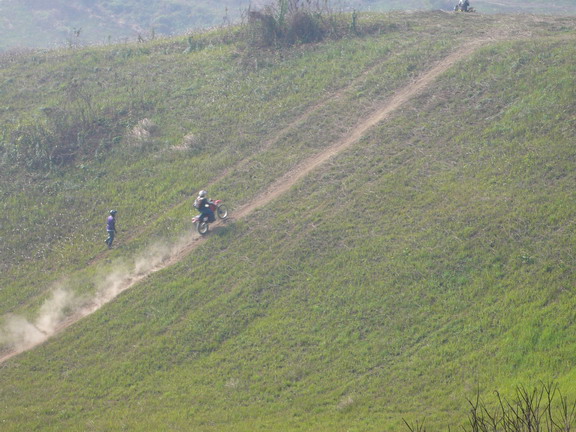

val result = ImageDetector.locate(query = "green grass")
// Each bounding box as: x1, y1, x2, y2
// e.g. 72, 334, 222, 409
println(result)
1, 11, 475, 314
1, 11, 576, 431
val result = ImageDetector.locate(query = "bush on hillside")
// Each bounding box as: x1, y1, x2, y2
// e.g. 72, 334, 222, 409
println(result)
465, 384, 576, 432
404, 383, 576, 432
0, 115, 86, 170
244, 0, 397, 48
0, 76, 154, 171
247, 0, 329, 47
0, 106, 120, 171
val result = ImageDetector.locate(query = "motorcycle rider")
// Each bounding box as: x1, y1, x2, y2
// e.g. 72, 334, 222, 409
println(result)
194, 190, 215, 223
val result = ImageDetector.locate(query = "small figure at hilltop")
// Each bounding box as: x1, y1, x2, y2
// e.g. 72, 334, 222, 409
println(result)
193, 190, 215, 223
105, 210, 117, 249
455, 0, 472, 12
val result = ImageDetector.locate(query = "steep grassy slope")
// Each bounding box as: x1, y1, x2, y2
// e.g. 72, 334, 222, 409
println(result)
1, 11, 575, 431
1, 11, 487, 316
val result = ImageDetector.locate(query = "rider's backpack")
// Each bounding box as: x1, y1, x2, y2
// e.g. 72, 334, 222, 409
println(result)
193, 198, 202, 210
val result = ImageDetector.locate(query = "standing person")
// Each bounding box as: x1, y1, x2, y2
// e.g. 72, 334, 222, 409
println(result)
105, 210, 117, 249
193, 190, 215, 222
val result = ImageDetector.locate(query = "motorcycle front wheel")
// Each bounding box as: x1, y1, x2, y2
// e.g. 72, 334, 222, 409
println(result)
217, 204, 228, 220
197, 221, 209, 235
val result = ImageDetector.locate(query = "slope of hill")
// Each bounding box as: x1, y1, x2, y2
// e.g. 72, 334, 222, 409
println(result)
0, 11, 575, 431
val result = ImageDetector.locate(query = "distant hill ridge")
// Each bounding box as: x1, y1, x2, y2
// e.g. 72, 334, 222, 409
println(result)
2, 0, 576, 50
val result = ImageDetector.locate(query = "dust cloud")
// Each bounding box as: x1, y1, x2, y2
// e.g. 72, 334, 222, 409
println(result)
0, 232, 197, 360
0, 287, 78, 352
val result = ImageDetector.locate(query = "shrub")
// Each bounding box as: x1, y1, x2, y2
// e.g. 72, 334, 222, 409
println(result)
404, 383, 576, 432
465, 383, 576, 432
286, 10, 324, 44
247, 0, 329, 47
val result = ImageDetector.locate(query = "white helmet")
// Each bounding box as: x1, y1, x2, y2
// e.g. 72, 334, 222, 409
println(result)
198, 190, 208, 198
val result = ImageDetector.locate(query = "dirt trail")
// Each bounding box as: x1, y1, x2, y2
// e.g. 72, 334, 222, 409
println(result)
0, 36, 500, 365
234, 38, 498, 220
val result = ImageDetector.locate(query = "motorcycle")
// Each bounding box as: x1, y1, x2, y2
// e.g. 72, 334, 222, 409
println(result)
454, 3, 475, 12
192, 199, 228, 235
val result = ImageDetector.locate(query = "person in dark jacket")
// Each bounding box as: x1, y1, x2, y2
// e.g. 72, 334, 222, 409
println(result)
105, 210, 117, 249
194, 190, 215, 222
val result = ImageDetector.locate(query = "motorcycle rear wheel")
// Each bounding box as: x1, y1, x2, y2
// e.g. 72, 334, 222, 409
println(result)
217, 204, 228, 219
197, 221, 209, 235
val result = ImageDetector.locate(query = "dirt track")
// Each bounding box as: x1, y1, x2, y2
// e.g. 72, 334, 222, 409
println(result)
0, 35, 502, 365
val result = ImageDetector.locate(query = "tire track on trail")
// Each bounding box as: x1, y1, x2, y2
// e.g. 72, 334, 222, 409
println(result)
0, 36, 500, 365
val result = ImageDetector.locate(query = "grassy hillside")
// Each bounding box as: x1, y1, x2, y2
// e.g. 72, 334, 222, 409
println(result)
1, 10, 576, 431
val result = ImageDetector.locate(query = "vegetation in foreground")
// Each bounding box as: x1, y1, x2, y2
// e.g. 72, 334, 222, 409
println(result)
405, 383, 576, 431
0, 10, 575, 431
